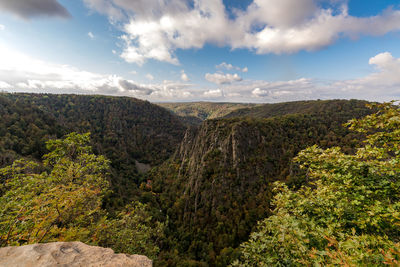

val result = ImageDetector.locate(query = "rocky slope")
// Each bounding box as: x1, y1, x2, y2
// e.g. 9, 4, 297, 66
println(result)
0, 242, 152, 267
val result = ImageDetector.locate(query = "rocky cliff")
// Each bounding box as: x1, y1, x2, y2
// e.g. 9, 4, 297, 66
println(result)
0, 242, 152, 267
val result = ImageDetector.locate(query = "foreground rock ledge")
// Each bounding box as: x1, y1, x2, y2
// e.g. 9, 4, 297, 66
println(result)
0, 241, 152, 267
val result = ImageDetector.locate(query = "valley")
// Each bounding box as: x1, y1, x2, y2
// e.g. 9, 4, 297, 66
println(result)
0, 93, 378, 266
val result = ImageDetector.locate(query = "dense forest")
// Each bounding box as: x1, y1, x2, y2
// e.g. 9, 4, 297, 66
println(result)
151, 100, 373, 265
0, 93, 186, 205
2, 93, 399, 266
234, 102, 400, 266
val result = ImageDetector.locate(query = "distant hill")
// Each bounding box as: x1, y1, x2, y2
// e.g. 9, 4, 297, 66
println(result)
0, 93, 187, 204
224, 99, 372, 119
158, 102, 259, 122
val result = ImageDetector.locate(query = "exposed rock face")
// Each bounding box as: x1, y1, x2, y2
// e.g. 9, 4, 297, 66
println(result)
0, 242, 152, 267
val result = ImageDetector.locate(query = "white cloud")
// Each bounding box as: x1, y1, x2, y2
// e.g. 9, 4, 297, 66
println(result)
0, 43, 194, 101
216, 62, 248, 72
0, 24, 4, 30
83, 0, 400, 65
203, 88, 223, 98
220, 78, 315, 102
146, 73, 154, 80
180, 70, 189, 82
120, 45, 147, 66
369, 52, 399, 71
216, 62, 234, 70
0, 80, 11, 89
328, 52, 400, 100
252, 87, 267, 97
130, 70, 137, 75
205, 72, 242, 85
1, 44, 400, 102
222, 52, 400, 102
88, 32, 94, 39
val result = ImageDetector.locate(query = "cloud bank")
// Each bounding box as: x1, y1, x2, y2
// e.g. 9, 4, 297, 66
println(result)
83, 0, 400, 65
0, 43, 192, 100
1, 43, 399, 102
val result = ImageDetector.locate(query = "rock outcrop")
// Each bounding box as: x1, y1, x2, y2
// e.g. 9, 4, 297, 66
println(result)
0, 242, 152, 267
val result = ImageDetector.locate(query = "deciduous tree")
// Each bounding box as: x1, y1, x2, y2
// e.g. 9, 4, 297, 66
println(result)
234, 102, 400, 266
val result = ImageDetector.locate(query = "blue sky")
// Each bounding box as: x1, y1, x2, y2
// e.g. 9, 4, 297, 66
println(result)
0, 0, 400, 102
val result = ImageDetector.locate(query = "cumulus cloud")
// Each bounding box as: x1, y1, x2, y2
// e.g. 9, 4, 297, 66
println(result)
146, 73, 154, 81
0, 0, 70, 19
216, 62, 248, 72
205, 72, 242, 85
237, 6, 400, 55
366, 52, 400, 87
328, 52, 400, 100
0, 24, 4, 30
83, 0, 400, 65
203, 88, 223, 98
180, 70, 190, 82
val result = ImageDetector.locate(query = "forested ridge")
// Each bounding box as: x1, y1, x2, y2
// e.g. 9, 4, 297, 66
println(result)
3, 93, 397, 266
223, 99, 371, 119
0, 93, 186, 204
158, 102, 259, 124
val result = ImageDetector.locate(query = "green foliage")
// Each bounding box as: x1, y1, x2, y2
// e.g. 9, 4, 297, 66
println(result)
98, 202, 165, 259
224, 99, 371, 120
234, 102, 400, 266
0, 132, 163, 260
0, 132, 110, 246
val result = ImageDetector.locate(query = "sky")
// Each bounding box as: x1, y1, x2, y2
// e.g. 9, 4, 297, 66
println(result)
0, 0, 400, 103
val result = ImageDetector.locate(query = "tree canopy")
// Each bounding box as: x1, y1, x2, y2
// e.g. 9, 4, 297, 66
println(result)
0, 132, 163, 259
234, 102, 400, 266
